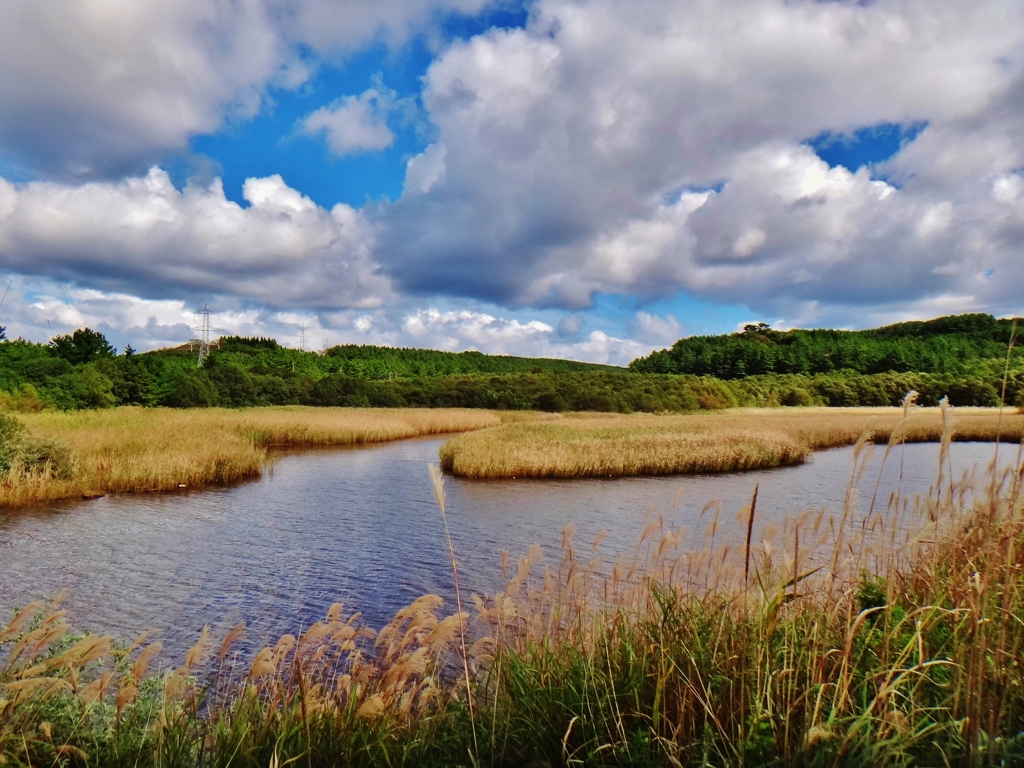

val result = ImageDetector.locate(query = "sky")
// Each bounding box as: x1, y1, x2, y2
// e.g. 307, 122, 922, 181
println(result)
0, 0, 1023, 365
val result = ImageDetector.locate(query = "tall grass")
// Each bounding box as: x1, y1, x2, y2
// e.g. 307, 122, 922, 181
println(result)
0, 407, 506, 508
440, 407, 1024, 478
4, 413, 1024, 765
7, 406, 1019, 505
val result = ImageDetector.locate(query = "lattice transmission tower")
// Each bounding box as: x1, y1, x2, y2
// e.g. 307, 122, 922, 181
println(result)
189, 304, 223, 367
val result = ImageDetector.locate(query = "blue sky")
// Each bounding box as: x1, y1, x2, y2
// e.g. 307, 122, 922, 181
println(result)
0, 0, 1022, 362
179, 4, 534, 210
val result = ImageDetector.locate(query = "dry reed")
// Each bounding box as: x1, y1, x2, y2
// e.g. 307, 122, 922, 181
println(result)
440, 406, 1024, 479
0, 407, 506, 508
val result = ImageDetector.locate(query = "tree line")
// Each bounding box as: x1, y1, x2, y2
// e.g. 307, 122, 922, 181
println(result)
630, 313, 1022, 378
1, 315, 1022, 412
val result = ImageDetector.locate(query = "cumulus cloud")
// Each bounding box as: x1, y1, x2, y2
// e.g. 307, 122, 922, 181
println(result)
399, 307, 646, 364
557, 314, 583, 336
378, 0, 1024, 324
403, 308, 553, 351
0, 0, 492, 178
5, 0, 1024, 349
0, 168, 389, 309
631, 312, 682, 345
300, 84, 397, 156
278, 0, 492, 54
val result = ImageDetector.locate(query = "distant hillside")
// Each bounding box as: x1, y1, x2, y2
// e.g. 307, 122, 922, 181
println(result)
324, 343, 617, 376
628, 313, 1022, 378
150, 337, 618, 378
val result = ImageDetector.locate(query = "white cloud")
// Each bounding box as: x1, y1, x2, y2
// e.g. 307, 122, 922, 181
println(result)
632, 311, 682, 344
403, 143, 448, 195
0, 0, 493, 178
278, 0, 492, 54
398, 307, 647, 364
733, 229, 767, 258
403, 308, 554, 350
0, 168, 389, 309
557, 314, 583, 336
378, 0, 1024, 325
916, 201, 954, 240
0, 0, 282, 178
301, 86, 396, 156
993, 174, 1024, 203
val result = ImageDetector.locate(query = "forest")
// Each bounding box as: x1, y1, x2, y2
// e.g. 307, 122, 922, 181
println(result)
0, 313, 1022, 412
629, 313, 1021, 377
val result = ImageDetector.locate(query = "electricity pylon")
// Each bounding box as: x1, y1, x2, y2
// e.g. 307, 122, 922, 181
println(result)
189, 304, 224, 367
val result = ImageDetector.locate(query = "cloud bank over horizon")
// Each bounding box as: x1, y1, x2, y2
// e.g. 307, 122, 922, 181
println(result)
1, 0, 1023, 361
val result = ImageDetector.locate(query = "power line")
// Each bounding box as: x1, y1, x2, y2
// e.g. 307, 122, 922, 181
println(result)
0, 279, 12, 311
58, 279, 72, 310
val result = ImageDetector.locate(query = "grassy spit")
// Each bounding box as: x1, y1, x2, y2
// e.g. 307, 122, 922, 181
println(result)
439, 406, 1024, 478
0, 407, 505, 508
4, 421, 1024, 766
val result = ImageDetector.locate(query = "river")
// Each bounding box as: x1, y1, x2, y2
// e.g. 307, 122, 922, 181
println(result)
0, 437, 1015, 658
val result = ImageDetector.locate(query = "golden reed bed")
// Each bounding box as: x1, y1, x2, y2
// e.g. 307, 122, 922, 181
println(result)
4, 405, 1023, 506
438, 406, 1024, 478
0, 407, 503, 508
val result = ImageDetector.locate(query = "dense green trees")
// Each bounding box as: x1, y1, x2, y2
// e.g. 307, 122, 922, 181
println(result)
48, 328, 117, 365
0, 330, 617, 411
1, 314, 1022, 412
630, 313, 1021, 378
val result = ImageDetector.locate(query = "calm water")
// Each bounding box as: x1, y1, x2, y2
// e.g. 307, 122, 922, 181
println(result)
0, 438, 1015, 657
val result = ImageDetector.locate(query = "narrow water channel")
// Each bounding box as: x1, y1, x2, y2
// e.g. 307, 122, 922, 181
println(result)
0, 438, 1014, 659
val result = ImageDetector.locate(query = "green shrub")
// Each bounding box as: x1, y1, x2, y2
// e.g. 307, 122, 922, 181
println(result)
781, 386, 813, 407
0, 414, 71, 477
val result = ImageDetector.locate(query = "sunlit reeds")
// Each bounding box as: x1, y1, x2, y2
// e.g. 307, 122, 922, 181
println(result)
6, 405, 1020, 506
0, 407, 505, 508
440, 406, 1024, 478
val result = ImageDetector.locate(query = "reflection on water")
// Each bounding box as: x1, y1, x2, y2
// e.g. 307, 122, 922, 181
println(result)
0, 436, 1016, 657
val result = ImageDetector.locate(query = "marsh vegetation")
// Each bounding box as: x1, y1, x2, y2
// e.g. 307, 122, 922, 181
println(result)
0, 407, 504, 508
440, 407, 1024, 478
4, 405, 1024, 507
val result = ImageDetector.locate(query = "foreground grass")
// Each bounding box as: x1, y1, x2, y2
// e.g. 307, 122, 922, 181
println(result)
0, 407, 506, 508
4, 420, 1024, 766
440, 406, 1024, 478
